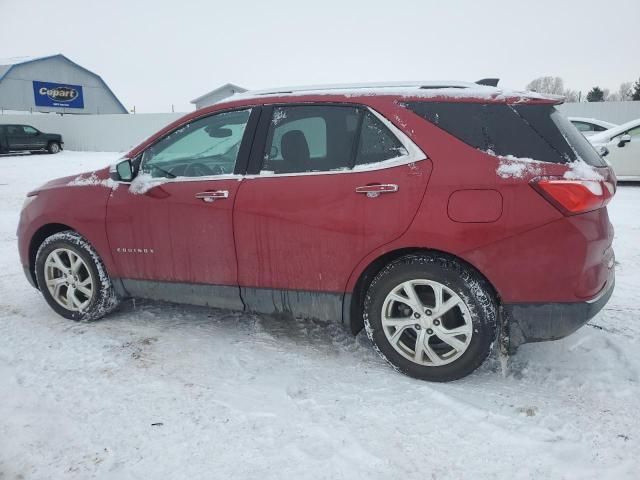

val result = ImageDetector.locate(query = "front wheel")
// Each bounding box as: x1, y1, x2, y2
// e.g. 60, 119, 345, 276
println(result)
35, 231, 120, 321
47, 142, 61, 154
364, 254, 497, 382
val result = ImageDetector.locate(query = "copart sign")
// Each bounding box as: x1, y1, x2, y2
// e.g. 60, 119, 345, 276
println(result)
32, 80, 84, 109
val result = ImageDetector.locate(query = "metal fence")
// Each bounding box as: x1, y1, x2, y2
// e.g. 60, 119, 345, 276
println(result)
0, 112, 184, 152
557, 101, 640, 124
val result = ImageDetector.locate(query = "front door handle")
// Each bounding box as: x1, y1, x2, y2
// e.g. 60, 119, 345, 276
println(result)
355, 184, 399, 198
195, 190, 229, 203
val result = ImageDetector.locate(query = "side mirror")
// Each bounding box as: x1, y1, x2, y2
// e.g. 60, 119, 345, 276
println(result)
597, 145, 609, 157
617, 134, 631, 148
111, 159, 134, 182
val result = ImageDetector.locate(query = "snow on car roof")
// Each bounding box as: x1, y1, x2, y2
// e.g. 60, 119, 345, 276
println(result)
226, 81, 562, 104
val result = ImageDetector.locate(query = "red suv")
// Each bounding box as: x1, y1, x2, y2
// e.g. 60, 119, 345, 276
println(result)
17, 81, 616, 381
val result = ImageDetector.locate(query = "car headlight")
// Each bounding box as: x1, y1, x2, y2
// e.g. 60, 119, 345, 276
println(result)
22, 195, 37, 210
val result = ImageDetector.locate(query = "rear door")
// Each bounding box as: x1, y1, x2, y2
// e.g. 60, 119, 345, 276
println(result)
233, 104, 430, 318
6, 125, 26, 150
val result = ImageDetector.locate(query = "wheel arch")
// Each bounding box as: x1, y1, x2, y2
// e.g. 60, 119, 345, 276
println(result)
28, 223, 75, 288
344, 247, 501, 335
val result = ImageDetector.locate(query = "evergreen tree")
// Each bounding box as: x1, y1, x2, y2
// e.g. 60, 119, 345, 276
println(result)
587, 87, 605, 102
632, 78, 640, 101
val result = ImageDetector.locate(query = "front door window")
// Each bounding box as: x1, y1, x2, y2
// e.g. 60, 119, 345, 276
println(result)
141, 109, 252, 178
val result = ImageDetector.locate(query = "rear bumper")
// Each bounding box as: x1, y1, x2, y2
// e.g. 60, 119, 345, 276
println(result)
505, 269, 614, 349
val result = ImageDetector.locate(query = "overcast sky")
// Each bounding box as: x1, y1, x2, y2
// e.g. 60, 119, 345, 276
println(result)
2, 0, 638, 112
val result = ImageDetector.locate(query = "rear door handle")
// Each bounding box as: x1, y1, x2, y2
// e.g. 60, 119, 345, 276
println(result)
355, 184, 399, 198
195, 190, 229, 203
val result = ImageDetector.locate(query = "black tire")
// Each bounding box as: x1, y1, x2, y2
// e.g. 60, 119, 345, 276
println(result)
35, 231, 120, 321
47, 142, 61, 154
363, 253, 497, 382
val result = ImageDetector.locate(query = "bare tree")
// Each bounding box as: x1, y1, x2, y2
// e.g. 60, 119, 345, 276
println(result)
563, 89, 580, 102
526, 76, 581, 102
526, 76, 565, 95
618, 82, 633, 101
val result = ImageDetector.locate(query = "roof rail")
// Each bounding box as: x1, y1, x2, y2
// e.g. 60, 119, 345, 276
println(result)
475, 78, 500, 87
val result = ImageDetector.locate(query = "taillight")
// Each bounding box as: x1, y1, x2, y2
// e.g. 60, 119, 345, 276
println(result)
531, 178, 614, 215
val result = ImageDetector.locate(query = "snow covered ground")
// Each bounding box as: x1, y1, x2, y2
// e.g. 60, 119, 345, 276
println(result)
1, 151, 639, 479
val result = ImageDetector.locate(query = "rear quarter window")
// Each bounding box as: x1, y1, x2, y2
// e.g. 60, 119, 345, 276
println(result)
405, 102, 605, 167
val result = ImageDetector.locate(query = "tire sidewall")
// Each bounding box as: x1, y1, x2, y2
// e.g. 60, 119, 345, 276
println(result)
35, 232, 116, 321
364, 255, 497, 382
47, 142, 60, 154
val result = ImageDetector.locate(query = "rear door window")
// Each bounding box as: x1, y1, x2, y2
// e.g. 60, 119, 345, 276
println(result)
405, 102, 605, 167
355, 111, 407, 166
261, 105, 361, 174
261, 105, 409, 174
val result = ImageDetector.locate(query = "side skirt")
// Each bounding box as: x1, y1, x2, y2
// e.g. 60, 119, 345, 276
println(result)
121, 279, 244, 311
241, 286, 344, 323
118, 279, 347, 324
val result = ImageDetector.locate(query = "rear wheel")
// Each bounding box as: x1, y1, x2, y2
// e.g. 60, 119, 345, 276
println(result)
47, 142, 61, 154
35, 231, 119, 321
364, 254, 497, 382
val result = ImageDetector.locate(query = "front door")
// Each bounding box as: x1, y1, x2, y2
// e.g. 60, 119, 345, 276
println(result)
609, 125, 640, 177
106, 108, 258, 309
22, 125, 47, 150
233, 104, 431, 319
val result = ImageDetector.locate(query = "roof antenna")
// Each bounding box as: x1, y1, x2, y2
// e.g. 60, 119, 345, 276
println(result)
475, 78, 500, 87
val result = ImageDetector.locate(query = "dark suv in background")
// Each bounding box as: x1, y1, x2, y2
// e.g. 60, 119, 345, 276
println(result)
0, 124, 63, 154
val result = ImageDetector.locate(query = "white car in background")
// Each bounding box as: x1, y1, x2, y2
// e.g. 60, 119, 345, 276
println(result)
569, 117, 618, 137
589, 118, 640, 181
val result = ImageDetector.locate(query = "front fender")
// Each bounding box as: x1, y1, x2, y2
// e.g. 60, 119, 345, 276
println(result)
18, 182, 116, 281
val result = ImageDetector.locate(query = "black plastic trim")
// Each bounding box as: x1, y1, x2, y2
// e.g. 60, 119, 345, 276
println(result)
121, 279, 245, 311
505, 274, 615, 348
23, 264, 37, 288
234, 107, 262, 175
115, 278, 348, 324
246, 105, 273, 175
241, 286, 343, 322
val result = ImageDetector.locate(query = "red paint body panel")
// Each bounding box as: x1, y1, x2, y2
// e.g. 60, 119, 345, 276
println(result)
447, 190, 503, 223
234, 160, 431, 292
17, 168, 117, 277
105, 179, 240, 285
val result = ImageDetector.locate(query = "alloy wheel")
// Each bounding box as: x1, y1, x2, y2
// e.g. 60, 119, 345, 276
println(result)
44, 248, 94, 312
381, 279, 473, 366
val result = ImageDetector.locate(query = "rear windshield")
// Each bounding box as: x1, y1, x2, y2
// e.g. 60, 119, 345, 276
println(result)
404, 102, 605, 167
